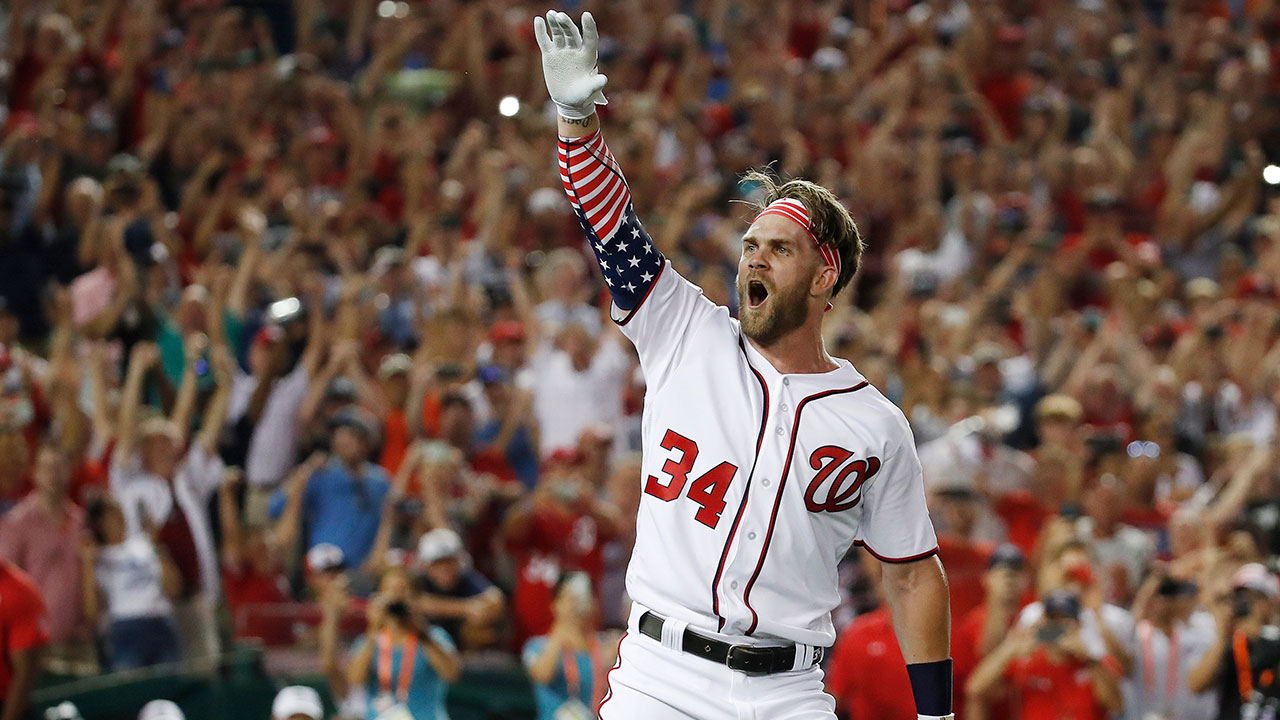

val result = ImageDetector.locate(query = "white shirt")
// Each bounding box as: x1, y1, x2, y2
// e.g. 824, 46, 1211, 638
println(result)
95, 536, 173, 621
1076, 518, 1157, 602
615, 262, 937, 647
535, 299, 602, 338
1120, 611, 1218, 720
245, 364, 310, 488
1018, 601, 1135, 660
529, 335, 630, 456
917, 428, 1035, 542
110, 444, 224, 599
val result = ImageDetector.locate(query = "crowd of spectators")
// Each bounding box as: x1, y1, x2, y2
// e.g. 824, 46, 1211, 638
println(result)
1, 0, 1279, 719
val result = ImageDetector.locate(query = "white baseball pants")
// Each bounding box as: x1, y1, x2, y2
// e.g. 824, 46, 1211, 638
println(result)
597, 623, 836, 719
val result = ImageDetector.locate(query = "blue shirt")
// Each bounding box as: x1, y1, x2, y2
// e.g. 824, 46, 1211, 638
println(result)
521, 635, 602, 720
473, 420, 540, 490
354, 627, 455, 720
269, 460, 389, 567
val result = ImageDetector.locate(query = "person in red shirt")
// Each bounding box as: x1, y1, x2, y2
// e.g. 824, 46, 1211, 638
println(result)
216, 468, 290, 643
826, 552, 941, 720
826, 604, 916, 720
934, 487, 996, 621
967, 590, 1122, 720
0, 559, 49, 719
501, 451, 620, 647
954, 544, 1032, 720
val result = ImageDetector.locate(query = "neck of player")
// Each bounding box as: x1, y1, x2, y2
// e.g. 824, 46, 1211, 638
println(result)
746, 310, 838, 375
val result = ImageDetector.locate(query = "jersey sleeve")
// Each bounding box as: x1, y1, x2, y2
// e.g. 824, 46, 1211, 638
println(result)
855, 422, 939, 563
612, 261, 723, 391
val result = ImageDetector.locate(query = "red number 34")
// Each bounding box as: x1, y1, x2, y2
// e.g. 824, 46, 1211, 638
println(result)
644, 430, 738, 529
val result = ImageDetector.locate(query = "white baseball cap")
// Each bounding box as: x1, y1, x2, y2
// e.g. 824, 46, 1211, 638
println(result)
417, 528, 466, 566
1233, 563, 1280, 599
271, 686, 324, 720
305, 543, 346, 573
137, 700, 184, 720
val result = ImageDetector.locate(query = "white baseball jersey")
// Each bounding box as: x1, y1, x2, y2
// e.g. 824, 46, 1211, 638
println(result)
556, 128, 938, 651
614, 261, 937, 647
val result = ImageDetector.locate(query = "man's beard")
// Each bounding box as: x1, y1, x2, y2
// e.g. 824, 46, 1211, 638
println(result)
737, 276, 810, 346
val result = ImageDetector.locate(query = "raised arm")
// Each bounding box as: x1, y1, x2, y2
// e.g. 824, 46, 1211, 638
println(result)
117, 342, 161, 463
536, 12, 665, 319
194, 344, 234, 453
218, 468, 245, 571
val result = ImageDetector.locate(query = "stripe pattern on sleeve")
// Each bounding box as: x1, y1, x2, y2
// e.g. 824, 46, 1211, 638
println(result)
558, 131, 665, 312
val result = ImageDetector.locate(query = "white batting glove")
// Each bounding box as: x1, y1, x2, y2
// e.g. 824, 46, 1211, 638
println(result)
532, 10, 608, 120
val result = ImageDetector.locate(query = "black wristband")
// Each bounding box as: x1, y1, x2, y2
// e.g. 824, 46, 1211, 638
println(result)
906, 658, 953, 716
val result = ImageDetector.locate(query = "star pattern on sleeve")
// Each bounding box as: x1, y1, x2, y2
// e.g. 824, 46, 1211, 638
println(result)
558, 131, 665, 312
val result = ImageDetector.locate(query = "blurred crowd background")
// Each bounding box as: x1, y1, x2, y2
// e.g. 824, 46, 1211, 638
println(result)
1, 0, 1279, 719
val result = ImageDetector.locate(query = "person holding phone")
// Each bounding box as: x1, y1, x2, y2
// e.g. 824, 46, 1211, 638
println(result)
1121, 570, 1217, 720
967, 589, 1123, 720
522, 572, 620, 720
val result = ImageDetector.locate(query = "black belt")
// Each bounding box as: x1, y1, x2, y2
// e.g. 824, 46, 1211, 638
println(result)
638, 611, 822, 675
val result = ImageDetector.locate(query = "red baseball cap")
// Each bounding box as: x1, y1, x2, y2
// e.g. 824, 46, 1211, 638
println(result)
490, 320, 526, 344
542, 447, 585, 470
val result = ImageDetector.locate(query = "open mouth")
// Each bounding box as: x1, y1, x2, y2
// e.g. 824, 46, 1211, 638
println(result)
747, 280, 769, 309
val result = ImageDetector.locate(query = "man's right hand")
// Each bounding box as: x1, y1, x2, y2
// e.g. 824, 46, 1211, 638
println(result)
533, 11, 608, 120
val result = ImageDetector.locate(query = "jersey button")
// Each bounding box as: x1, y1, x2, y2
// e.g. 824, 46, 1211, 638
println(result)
783, 378, 790, 386
730, 581, 739, 589
761, 479, 770, 486
775, 427, 784, 436
747, 531, 757, 540
780, 403, 789, 412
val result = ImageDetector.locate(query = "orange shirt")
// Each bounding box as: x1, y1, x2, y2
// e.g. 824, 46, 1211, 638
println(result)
379, 408, 410, 477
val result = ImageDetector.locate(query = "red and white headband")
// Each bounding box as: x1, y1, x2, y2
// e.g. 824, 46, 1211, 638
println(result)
752, 198, 841, 276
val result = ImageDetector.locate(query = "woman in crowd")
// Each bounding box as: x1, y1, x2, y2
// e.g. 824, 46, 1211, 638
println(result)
522, 572, 618, 720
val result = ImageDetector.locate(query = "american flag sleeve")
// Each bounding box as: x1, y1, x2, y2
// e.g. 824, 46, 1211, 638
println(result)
558, 130, 665, 313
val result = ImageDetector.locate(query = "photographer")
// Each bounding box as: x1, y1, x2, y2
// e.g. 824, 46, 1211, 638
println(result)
967, 589, 1123, 719
1187, 563, 1280, 719
347, 568, 459, 720
1122, 570, 1218, 720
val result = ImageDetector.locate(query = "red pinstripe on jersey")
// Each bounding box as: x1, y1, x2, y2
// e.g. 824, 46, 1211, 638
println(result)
743, 381, 870, 635
711, 341, 770, 631
853, 540, 940, 564
597, 631, 628, 716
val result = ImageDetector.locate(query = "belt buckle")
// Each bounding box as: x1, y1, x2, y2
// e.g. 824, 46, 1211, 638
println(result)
726, 644, 770, 674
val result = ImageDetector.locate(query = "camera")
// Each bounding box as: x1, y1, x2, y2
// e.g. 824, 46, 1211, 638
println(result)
1084, 432, 1124, 456
1235, 589, 1255, 619
385, 599, 411, 621
1036, 622, 1067, 644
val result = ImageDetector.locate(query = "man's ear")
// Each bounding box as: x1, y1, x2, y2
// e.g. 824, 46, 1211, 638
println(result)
811, 264, 838, 299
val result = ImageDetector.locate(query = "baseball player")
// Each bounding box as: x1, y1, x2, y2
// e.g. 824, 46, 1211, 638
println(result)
534, 11, 953, 720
